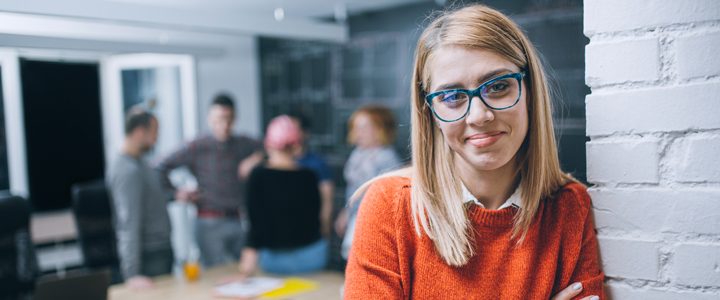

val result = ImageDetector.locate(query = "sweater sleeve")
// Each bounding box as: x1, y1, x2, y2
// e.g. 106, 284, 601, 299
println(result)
156, 141, 195, 192
344, 178, 405, 300
109, 165, 144, 278
568, 188, 606, 299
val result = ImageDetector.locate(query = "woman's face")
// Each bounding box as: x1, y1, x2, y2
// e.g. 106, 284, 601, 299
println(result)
427, 46, 528, 173
352, 113, 381, 148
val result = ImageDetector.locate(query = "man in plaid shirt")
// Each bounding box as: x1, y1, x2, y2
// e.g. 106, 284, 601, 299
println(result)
158, 94, 263, 267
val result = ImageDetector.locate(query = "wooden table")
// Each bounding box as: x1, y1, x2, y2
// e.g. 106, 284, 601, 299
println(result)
109, 265, 345, 300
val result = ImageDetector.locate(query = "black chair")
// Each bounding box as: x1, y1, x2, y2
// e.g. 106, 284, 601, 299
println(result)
34, 268, 111, 300
0, 195, 38, 299
71, 180, 121, 283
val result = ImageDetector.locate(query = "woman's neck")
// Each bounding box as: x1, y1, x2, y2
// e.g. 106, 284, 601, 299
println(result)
357, 143, 385, 150
456, 156, 519, 210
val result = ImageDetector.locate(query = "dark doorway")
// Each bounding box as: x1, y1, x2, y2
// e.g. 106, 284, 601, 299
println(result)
0, 67, 9, 191
20, 59, 105, 211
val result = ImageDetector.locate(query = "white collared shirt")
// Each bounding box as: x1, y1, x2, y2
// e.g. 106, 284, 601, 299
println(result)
462, 183, 522, 210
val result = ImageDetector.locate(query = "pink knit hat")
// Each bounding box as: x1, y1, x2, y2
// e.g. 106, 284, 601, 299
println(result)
264, 115, 302, 150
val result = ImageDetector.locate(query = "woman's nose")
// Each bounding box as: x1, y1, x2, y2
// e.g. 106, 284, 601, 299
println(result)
464, 96, 495, 125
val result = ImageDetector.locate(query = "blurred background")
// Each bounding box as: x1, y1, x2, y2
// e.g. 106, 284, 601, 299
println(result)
0, 0, 588, 275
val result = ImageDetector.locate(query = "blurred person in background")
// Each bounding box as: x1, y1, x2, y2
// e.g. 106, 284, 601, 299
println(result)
158, 94, 263, 268
238, 115, 327, 276
288, 113, 334, 238
335, 105, 402, 260
108, 108, 172, 289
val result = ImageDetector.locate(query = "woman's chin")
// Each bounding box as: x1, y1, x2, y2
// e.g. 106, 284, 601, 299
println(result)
460, 155, 509, 172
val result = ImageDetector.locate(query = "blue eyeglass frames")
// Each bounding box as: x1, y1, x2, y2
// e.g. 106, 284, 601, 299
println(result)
424, 71, 526, 122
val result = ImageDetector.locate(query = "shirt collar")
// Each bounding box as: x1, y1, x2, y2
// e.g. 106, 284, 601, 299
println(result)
462, 183, 522, 210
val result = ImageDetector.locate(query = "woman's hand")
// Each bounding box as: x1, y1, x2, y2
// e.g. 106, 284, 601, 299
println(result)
551, 282, 600, 300
237, 248, 259, 280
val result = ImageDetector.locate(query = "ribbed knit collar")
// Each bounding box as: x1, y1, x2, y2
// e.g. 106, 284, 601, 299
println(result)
466, 204, 519, 227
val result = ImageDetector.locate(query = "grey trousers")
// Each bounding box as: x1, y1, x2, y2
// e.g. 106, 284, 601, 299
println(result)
141, 247, 174, 277
195, 217, 246, 268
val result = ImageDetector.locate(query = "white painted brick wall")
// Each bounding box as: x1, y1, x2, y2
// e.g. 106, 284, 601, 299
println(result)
606, 283, 720, 300
673, 243, 720, 287
598, 237, 662, 281
585, 0, 720, 35
585, 0, 720, 297
676, 32, 720, 80
585, 82, 720, 136
586, 139, 660, 184
671, 137, 720, 182
585, 38, 660, 86
591, 189, 720, 235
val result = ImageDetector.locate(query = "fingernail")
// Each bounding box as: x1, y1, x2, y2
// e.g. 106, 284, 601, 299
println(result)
573, 282, 582, 290
590, 296, 599, 300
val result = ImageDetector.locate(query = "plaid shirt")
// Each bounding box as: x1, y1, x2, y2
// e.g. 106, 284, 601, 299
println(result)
158, 135, 262, 212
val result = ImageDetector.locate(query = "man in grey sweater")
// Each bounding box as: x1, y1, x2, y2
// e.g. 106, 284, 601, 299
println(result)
107, 108, 172, 289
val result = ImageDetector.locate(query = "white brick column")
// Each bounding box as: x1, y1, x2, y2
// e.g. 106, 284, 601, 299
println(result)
584, 0, 720, 298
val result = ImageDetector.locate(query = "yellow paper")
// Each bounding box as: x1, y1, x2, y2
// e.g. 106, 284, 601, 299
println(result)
261, 278, 318, 298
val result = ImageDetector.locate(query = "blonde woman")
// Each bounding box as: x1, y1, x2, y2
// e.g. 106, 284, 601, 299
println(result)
345, 4, 604, 300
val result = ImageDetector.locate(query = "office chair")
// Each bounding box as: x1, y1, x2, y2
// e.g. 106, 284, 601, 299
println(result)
0, 194, 38, 299
71, 180, 121, 283
34, 268, 111, 300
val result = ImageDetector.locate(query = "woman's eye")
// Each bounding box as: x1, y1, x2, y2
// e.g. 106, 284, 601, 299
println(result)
487, 81, 509, 93
442, 92, 460, 102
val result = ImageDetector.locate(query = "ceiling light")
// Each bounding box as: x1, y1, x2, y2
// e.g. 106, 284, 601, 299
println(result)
274, 7, 285, 21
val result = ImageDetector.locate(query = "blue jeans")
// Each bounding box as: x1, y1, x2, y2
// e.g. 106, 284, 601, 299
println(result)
259, 239, 328, 275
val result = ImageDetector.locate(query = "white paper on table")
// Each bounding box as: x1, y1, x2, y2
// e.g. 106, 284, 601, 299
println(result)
214, 277, 284, 298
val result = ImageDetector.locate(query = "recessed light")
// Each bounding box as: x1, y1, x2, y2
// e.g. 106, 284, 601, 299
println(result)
274, 7, 285, 21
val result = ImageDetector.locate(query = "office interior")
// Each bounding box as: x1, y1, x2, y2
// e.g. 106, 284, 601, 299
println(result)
0, 0, 587, 288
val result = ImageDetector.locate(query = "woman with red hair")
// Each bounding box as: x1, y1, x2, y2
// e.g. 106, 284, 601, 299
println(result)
237, 115, 327, 276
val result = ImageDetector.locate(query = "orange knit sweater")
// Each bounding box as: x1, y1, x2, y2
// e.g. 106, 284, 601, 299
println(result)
345, 177, 605, 299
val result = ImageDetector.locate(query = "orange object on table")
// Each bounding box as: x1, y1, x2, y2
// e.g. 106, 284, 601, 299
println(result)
184, 261, 201, 282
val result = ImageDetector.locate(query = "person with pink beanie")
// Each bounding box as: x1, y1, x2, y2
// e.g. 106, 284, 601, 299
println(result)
237, 115, 327, 276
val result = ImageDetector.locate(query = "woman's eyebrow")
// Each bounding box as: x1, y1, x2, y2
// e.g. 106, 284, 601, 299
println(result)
433, 68, 515, 91
476, 68, 515, 85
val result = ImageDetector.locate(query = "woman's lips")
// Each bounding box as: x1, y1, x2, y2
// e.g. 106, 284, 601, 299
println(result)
466, 132, 505, 148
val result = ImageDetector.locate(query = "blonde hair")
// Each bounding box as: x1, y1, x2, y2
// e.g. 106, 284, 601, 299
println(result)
347, 105, 397, 146
353, 4, 575, 267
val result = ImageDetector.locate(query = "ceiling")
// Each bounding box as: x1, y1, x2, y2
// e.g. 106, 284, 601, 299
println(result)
107, 0, 431, 20
0, 0, 435, 44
